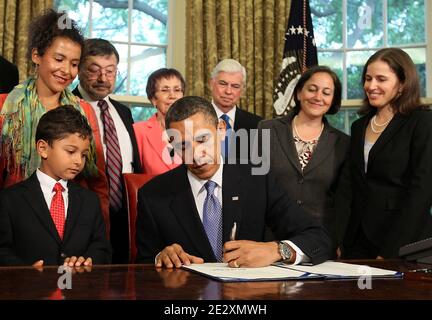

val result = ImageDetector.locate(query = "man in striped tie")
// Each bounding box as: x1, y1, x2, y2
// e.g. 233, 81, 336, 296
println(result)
74, 39, 142, 263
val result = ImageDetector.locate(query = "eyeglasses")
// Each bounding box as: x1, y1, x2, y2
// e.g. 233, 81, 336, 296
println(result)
156, 86, 184, 95
86, 66, 118, 79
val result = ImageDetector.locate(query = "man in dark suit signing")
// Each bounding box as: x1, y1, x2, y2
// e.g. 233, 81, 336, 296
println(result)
136, 96, 331, 268
0, 55, 19, 94
209, 59, 262, 161
73, 38, 142, 263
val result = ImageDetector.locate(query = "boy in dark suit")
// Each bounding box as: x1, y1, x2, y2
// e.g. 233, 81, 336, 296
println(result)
0, 105, 111, 266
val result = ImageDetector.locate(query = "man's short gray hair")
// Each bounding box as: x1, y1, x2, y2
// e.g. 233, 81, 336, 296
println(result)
210, 59, 246, 85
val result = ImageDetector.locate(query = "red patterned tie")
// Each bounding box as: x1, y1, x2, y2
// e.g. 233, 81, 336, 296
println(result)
50, 182, 65, 240
98, 100, 123, 211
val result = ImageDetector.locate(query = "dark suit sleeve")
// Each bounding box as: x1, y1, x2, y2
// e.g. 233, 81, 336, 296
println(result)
264, 173, 332, 264
327, 135, 352, 252
0, 190, 26, 265
83, 193, 112, 264
381, 111, 432, 255
135, 187, 166, 263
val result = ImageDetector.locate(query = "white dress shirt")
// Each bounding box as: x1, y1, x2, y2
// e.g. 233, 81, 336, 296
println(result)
187, 159, 224, 221
78, 85, 134, 173
36, 169, 69, 218
212, 101, 236, 129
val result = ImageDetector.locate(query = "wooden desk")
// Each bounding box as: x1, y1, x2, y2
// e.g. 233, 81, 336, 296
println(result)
0, 260, 431, 300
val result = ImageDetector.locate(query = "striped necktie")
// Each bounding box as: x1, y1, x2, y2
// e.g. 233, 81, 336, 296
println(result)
220, 114, 232, 159
98, 100, 123, 211
202, 180, 223, 261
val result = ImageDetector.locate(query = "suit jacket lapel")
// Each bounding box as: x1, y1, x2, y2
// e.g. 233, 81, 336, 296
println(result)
222, 164, 244, 242
352, 115, 370, 178
367, 113, 407, 170
233, 108, 242, 131
23, 173, 62, 244
63, 182, 82, 244
303, 123, 337, 174
169, 166, 216, 261
109, 97, 143, 173
273, 115, 303, 174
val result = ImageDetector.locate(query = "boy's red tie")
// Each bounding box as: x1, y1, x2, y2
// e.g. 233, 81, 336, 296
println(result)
50, 182, 65, 239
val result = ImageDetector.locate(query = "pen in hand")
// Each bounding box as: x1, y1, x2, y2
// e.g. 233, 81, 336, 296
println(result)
230, 222, 237, 241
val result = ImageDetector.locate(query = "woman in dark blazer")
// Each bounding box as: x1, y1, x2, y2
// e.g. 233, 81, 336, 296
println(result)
258, 66, 350, 258
343, 48, 432, 259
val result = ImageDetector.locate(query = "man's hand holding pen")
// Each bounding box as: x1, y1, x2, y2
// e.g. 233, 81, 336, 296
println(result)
223, 222, 282, 268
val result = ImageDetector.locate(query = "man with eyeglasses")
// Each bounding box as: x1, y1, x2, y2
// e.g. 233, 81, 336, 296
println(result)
73, 38, 142, 264
209, 59, 262, 161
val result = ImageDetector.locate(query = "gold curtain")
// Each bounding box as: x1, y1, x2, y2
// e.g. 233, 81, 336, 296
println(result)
186, 0, 291, 119
0, 0, 53, 81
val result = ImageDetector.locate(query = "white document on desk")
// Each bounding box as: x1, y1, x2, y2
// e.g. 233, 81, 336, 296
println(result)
182, 263, 322, 282
276, 261, 401, 279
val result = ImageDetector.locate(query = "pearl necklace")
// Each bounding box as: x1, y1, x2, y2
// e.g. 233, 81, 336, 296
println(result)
370, 114, 393, 134
293, 116, 324, 141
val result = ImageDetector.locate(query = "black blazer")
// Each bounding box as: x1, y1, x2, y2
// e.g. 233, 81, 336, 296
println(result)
136, 163, 331, 264
258, 112, 351, 251
228, 107, 262, 161
233, 107, 262, 131
0, 173, 112, 266
0, 56, 19, 94
344, 109, 432, 257
72, 87, 142, 173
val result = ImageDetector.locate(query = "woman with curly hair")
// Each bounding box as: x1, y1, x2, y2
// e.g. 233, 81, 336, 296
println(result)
0, 9, 110, 232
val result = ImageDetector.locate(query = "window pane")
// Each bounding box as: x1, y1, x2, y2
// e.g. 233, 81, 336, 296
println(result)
388, 0, 425, 45
92, 2, 129, 42
402, 48, 427, 97
326, 110, 347, 133
132, 0, 168, 44
310, 0, 342, 49
346, 50, 375, 99
327, 108, 361, 135
129, 45, 167, 96
347, 0, 383, 48
130, 105, 157, 122
112, 43, 129, 95
54, 0, 91, 35
347, 108, 361, 133
318, 51, 343, 83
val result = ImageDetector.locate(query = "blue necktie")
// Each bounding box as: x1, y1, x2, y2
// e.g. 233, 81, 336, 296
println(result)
203, 180, 223, 261
220, 114, 232, 159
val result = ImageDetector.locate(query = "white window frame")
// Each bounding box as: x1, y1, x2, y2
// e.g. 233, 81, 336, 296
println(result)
57, 0, 186, 105
314, 0, 432, 103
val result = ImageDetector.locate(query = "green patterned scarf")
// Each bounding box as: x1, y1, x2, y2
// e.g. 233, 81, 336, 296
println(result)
0, 77, 98, 180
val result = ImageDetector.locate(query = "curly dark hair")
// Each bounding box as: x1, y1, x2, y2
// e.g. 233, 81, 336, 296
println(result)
27, 9, 84, 62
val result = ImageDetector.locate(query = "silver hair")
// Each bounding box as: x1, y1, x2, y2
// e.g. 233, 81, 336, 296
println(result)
210, 59, 246, 85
